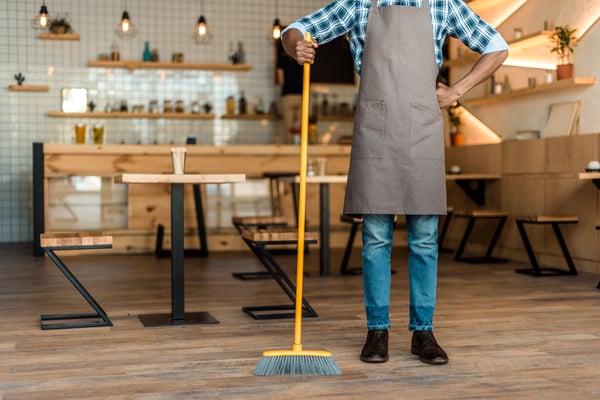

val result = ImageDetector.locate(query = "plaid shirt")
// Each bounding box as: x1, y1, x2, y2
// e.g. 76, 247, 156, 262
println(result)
288, 0, 503, 74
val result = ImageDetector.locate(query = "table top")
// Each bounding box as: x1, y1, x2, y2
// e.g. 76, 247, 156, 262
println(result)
578, 172, 600, 179
445, 173, 501, 181
114, 173, 246, 184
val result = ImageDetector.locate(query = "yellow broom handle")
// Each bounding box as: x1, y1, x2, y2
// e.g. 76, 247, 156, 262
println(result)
293, 32, 312, 352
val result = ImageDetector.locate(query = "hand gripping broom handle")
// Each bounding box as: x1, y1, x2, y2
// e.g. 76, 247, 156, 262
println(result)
292, 32, 312, 352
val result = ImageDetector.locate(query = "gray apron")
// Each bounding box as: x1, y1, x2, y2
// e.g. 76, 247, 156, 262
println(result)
343, 0, 446, 216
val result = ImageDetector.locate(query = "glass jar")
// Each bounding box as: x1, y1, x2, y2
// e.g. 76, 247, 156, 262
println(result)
175, 100, 185, 113
163, 100, 173, 113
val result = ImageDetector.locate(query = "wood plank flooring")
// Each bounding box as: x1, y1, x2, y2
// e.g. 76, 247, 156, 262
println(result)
1, 242, 600, 399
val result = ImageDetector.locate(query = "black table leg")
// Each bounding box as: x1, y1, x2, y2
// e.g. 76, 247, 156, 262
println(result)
138, 183, 218, 327
320, 183, 330, 277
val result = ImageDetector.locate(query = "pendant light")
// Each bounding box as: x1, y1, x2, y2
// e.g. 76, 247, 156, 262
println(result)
115, 0, 137, 39
272, 0, 281, 40
194, 0, 211, 44
31, 1, 50, 30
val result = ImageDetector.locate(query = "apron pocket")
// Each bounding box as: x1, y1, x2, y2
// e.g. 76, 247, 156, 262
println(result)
351, 100, 386, 159
409, 100, 444, 161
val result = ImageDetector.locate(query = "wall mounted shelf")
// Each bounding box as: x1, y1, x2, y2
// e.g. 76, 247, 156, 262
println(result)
48, 111, 216, 120
467, 0, 529, 28
8, 85, 49, 92
464, 77, 596, 106
87, 60, 252, 72
221, 114, 280, 120
39, 33, 80, 41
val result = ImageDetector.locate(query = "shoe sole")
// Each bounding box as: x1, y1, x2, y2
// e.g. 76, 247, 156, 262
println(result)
411, 347, 449, 365
360, 355, 389, 363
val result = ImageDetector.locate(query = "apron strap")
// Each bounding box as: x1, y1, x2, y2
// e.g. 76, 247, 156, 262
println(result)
423, 0, 429, 8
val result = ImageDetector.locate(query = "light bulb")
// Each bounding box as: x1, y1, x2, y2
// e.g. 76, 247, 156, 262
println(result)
115, 10, 137, 39
31, 3, 50, 30
272, 19, 281, 40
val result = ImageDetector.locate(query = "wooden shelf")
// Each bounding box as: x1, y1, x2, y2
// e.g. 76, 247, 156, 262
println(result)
48, 111, 216, 120
464, 77, 596, 106
317, 114, 355, 122
8, 85, 49, 92
39, 33, 80, 41
87, 60, 252, 72
221, 114, 280, 120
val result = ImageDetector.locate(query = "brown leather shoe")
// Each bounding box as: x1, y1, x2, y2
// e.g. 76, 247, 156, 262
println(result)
411, 330, 449, 365
360, 329, 389, 363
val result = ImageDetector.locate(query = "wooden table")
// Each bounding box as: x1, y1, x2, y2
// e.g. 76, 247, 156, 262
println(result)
578, 172, 600, 189
577, 171, 600, 289
115, 173, 246, 326
446, 173, 501, 206
287, 174, 348, 277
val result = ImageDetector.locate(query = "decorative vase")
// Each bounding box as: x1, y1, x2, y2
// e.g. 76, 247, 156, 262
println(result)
451, 132, 464, 146
556, 64, 574, 80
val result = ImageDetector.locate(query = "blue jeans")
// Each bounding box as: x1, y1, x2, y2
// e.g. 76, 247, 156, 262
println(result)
361, 214, 439, 331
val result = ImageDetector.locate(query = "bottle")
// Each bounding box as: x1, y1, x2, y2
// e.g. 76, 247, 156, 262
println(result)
143, 42, 152, 62
238, 91, 247, 115
236, 42, 245, 64
226, 96, 235, 115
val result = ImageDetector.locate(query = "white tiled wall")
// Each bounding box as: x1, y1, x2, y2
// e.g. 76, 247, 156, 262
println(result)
0, 0, 358, 242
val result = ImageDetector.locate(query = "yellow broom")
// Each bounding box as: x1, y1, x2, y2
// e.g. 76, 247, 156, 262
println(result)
254, 32, 342, 376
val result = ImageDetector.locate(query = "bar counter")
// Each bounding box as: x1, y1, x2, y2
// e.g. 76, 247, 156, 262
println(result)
33, 143, 354, 255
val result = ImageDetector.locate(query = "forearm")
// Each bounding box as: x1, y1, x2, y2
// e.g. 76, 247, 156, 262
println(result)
282, 29, 304, 61
453, 50, 508, 98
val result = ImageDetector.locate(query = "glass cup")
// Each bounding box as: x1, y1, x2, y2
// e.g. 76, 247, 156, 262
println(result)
92, 124, 104, 144
316, 157, 327, 176
74, 123, 86, 144
170, 147, 187, 174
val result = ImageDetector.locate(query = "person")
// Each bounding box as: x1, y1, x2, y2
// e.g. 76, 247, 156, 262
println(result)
281, 0, 508, 365
276, 42, 304, 144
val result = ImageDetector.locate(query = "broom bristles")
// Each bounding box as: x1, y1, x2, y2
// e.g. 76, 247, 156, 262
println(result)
254, 354, 342, 376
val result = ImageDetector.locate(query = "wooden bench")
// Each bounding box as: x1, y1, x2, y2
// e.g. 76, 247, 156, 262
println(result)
231, 216, 289, 280
515, 215, 579, 276
239, 228, 319, 320
454, 210, 508, 264
40, 232, 113, 330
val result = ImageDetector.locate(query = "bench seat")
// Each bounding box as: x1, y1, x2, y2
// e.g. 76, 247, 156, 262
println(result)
40, 232, 113, 330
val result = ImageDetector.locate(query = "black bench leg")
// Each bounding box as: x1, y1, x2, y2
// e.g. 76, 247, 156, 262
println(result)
454, 217, 476, 262
552, 223, 577, 275
455, 217, 508, 264
241, 240, 317, 320
515, 222, 578, 276
438, 211, 453, 253
340, 222, 361, 276
42, 249, 112, 330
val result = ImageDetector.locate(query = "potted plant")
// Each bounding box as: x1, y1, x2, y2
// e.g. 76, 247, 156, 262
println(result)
48, 13, 72, 34
448, 101, 464, 146
549, 25, 577, 80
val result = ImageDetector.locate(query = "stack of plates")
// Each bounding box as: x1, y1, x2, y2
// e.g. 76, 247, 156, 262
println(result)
515, 129, 540, 140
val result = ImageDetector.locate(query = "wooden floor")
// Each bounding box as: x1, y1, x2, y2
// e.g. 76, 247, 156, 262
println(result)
2, 242, 600, 399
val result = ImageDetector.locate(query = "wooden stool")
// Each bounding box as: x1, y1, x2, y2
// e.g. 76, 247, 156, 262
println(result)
40, 232, 113, 330
454, 210, 508, 263
239, 228, 318, 320
231, 216, 289, 280
515, 215, 578, 276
